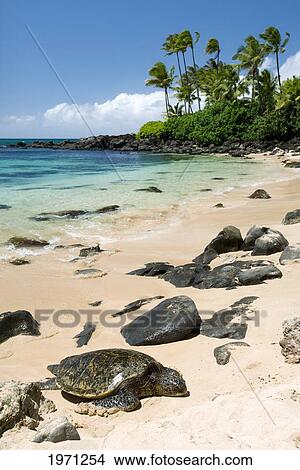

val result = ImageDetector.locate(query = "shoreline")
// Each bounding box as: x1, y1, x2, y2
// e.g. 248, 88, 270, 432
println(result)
8, 134, 300, 158
1, 151, 300, 449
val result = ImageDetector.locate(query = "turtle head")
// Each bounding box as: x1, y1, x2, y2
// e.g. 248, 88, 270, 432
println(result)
47, 363, 60, 376
155, 367, 188, 397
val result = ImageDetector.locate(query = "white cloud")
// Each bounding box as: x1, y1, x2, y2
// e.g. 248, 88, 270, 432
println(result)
280, 50, 300, 80
43, 91, 169, 135
4, 114, 36, 124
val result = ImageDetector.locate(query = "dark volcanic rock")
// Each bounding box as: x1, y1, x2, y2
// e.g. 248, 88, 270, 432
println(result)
162, 264, 199, 287
279, 318, 300, 363
214, 203, 224, 208
7, 237, 49, 248
204, 226, 243, 255
112, 296, 164, 317
88, 300, 103, 307
0, 204, 11, 210
213, 342, 250, 365
128, 262, 174, 277
279, 245, 300, 265
0, 310, 40, 344
284, 162, 300, 168
131, 259, 282, 290
252, 230, 288, 255
201, 297, 258, 339
73, 322, 96, 347
32, 206, 120, 221
135, 186, 163, 193
237, 264, 283, 285
121, 296, 201, 346
282, 209, 300, 225
94, 205, 120, 213
241, 225, 269, 250
79, 245, 103, 257
9, 258, 31, 266
193, 247, 218, 265
248, 189, 271, 199
32, 210, 87, 221
242, 225, 288, 255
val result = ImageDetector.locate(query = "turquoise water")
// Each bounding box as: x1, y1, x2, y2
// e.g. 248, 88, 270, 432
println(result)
0, 145, 296, 258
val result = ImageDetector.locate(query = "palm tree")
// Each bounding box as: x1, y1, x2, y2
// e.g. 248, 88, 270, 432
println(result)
276, 76, 300, 109
145, 62, 175, 116
258, 69, 277, 112
197, 61, 247, 104
162, 34, 183, 82
168, 102, 184, 117
162, 33, 187, 113
174, 79, 196, 113
260, 26, 290, 89
180, 30, 201, 110
205, 38, 221, 67
233, 35, 268, 104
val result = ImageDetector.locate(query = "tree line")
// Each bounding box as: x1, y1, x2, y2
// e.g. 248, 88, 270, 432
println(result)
145, 27, 299, 117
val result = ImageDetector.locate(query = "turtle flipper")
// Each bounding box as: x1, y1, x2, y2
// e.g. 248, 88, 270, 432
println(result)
75, 389, 140, 416
34, 378, 59, 390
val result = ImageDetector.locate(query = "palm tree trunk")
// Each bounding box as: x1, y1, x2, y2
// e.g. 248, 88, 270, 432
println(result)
276, 51, 281, 89
182, 52, 188, 75
176, 52, 187, 114
191, 45, 201, 111
252, 73, 255, 100
164, 87, 169, 116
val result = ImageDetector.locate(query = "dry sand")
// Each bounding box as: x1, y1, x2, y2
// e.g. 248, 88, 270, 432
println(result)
0, 153, 300, 449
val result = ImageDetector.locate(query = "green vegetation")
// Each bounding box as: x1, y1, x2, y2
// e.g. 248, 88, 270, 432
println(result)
141, 26, 300, 144
136, 121, 166, 139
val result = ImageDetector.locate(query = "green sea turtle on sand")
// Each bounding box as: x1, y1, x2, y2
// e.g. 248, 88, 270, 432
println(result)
38, 348, 187, 416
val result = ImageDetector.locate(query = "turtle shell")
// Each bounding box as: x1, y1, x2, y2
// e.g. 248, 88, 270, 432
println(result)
53, 348, 162, 398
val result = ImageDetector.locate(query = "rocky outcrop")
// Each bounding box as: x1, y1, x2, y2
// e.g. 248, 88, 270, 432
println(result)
0, 381, 52, 437
201, 297, 258, 340
130, 259, 282, 290
10, 135, 300, 155
7, 237, 49, 248
121, 296, 201, 346
9, 258, 31, 265
242, 225, 288, 255
279, 245, 300, 265
280, 318, 300, 363
32, 416, 80, 443
32, 205, 120, 222
135, 186, 163, 193
285, 161, 300, 168
0, 310, 40, 344
128, 262, 174, 277
282, 209, 300, 225
193, 226, 243, 264
0, 204, 11, 210
79, 245, 103, 257
248, 189, 271, 199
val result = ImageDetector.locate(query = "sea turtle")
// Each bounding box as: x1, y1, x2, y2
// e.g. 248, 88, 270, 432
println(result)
38, 348, 187, 416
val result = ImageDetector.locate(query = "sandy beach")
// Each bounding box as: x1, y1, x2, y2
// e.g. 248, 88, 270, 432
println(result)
0, 152, 300, 450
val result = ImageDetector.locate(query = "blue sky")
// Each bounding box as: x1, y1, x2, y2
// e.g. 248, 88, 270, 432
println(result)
1, 0, 300, 137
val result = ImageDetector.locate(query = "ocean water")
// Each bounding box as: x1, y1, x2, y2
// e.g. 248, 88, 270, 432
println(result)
0, 143, 296, 258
